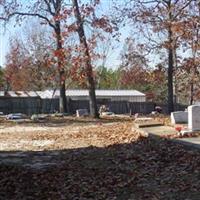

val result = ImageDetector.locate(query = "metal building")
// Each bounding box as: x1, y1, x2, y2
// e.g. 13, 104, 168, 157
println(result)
45, 89, 146, 102
0, 90, 146, 102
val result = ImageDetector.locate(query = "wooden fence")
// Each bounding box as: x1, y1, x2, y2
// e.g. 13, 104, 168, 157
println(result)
0, 97, 41, 115
0, 97, 187, 115
68, 100, 187, 115
0, 97, 59, 115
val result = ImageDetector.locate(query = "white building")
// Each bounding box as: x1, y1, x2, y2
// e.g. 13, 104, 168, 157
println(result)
1, 90, 146, 102
42, 89, 146, 102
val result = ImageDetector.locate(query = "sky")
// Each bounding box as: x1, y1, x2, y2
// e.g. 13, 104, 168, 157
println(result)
0, 25, 6, 67
0, 0, 128, 68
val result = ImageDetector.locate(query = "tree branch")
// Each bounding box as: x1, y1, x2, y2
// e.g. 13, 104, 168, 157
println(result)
51, 0, 57, 11
173, 0, 193, 19
5, 12, 56, 29
44, 0, 55, 16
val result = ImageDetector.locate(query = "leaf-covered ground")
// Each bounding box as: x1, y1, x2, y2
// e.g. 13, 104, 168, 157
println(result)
0, 117, 200, 200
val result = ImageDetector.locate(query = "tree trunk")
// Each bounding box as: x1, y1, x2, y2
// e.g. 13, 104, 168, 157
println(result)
55, 21, 67, 113
167, 4, 174, 114
173, 49, 178, 103
59, 70, 67, 113
167, 38, 174, 114
72, 0, 99, 118
190, 81, 194, 105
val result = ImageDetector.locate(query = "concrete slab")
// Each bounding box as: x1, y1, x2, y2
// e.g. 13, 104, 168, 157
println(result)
140, 125, 200, 150
142, 126, 176, 136
177, 137, 200, 149
135, 122, 164, 128
134, 118, 164, 128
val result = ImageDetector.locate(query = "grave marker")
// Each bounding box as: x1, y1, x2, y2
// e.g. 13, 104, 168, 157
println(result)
76, 109, 89, 117
188, 105, 200, 131
171, 111, 188, 124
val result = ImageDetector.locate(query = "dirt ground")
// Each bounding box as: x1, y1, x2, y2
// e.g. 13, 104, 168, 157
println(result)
0, 116, 200, 200
0, 116, 134, 151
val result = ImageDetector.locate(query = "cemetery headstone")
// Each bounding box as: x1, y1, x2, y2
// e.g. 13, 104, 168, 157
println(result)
188, 105, 200, 131
54, 113, 64, 117
6, 113, 26, 120
76, 109, 89, 117
171, 111, 188, 124
101, 112, 114, 116
31, 114, 48, 122
99, 105, 109, 115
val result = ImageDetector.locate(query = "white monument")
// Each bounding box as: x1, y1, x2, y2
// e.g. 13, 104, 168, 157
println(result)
171, 111, 188, 124
76, 109, 89, 117
188, 105, 200, 131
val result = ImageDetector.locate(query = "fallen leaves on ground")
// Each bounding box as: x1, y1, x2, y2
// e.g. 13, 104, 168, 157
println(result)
153, 115, 171, 126
0, 118, 200, 200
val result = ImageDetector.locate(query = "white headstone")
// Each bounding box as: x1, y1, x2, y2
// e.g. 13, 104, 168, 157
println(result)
188, 105, 200, 131
76, 109, 89, 117
6, 113, 25, 120
171, 111, 188, 124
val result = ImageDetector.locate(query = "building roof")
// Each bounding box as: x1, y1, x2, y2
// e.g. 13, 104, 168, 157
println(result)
27, 91, 38, 97
6, 91, 38, 97
65, 90, 145, 97
7, 91, 29, 97
36, 91, 53, 99
39, 89, 145, 98
0, 90, 145, 98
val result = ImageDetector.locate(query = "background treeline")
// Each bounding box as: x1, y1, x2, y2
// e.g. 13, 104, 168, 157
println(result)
0, 0, 199, 108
